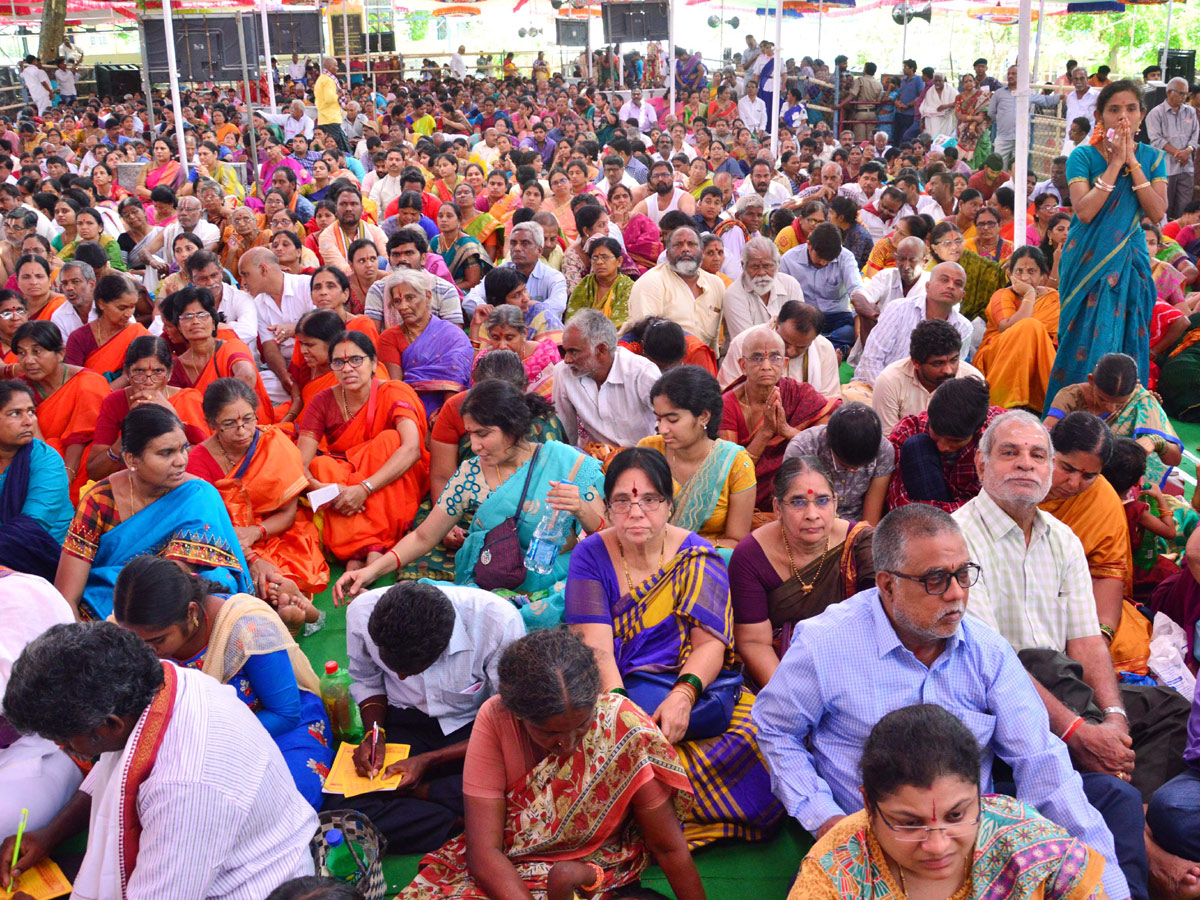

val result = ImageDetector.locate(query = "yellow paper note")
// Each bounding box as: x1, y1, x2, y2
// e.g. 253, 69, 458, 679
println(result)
0, 858, 72, 900
322, 741, 410, 798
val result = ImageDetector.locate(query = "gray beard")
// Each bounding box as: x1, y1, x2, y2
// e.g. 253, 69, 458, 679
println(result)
671, 258, 700, 277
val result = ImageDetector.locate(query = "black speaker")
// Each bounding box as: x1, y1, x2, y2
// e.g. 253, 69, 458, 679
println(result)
556, 19, 589, 47
265, 12, 324, 56
368, 32, 396, 52
143, 16, 260, 82
94, 64, 142, 99
601, 1, 669, 42
1162, 49, 1196, 86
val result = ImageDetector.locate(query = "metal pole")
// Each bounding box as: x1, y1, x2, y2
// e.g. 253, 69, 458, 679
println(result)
770, 0, 782, 156
260, 1, 276, 111
138, 17, 156, 132
342, 1, 351, 89
1013, 0, 1031, 250
1031, 0, 1046, 84
667, 0, 676, 118
163, 0, 190, 180
833, 66, 840, 133
902, 15, 908, 67
1164, 0, 1174, 71
585, 11, 593, 83
817, 4, 822, 60
236, 10, 259, 192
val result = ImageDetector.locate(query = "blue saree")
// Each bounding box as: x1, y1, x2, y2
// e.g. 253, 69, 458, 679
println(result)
1046, 142, 1167, 412
441, 439, 604, 630
402, 314, 475, 419
0, 440, 70, 581
65, 477, 251, 620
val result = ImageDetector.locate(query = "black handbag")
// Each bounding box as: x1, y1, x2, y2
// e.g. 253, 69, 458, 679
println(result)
624, 668, 744, 741
473, 446, 541, 592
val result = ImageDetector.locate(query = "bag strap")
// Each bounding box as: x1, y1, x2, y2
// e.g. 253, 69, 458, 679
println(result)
513, 444, 542, 527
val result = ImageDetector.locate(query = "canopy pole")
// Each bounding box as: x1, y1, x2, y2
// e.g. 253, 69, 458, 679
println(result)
902, 14, 908, 66
343, 1, 351, 89
817, 3, 822, 59
770, 0, 782, 156
138, 17, 156, 132
261, 1, 276, 111
237, 9, 258, 191
163, 0, 189, 179
667, 0, 676, 118
1013, 0, 1032, 250
1164, 0, 1174, 71
586, 7, 593, 82
1030, 0, 1046, 83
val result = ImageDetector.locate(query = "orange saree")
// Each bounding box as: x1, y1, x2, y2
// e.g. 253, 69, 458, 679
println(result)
84, 323, 150, 381
974, 287, 1060, 411
187, 426, 330, 594
36, 368, 110, 502
175, 339, 277, 425
308, 379, 430, 560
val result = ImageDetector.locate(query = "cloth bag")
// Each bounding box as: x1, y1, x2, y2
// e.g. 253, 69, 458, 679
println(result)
473, 446, 541, 592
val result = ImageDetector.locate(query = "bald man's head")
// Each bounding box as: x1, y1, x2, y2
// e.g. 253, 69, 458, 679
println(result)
926, 261, 967, 306
895, 235, 927, 283
821, 163, 842, 189
237, 247, 282, 297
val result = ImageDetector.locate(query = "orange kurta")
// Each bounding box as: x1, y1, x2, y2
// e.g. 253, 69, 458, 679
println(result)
973, 287, 1060, 412
35, 369, 110, 503
189, 426, 330, 594
307, 379, 430, 560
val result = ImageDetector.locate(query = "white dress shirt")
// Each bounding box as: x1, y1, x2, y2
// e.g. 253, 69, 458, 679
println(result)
49, 301, 88, 343
346, 583, 525, 735
853, 291, 973, 386
253, 272, 314, 361
368, 173, 404, 214
737, 95, 769, 134
735, 179, 792, 211
215, 283, 260, 352
617, 101, 658, 133
552, 347, 660, 447
162, 219, 220, 254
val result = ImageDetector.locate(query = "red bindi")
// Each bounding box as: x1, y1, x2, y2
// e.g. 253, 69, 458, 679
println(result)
931, 800, 938, 823
631, 486, 639, 498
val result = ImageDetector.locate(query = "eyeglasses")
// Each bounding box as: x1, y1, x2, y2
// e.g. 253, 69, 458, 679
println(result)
331, 354, 368, 370
128, 368, 168, 383
935, 237, 965, 248
607, 495, 666, 514
886, 562, 982, 595
216, 413, 257, 433
875, 805, 981, 841
783, 495, 834, 510
745, 352, 786, 367
0, 309, 26, 320
178, 311, 211, 323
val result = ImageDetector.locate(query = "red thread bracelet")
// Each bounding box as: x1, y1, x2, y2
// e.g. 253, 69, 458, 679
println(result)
580, 862, 604, 893
1061, 716, 1084, 743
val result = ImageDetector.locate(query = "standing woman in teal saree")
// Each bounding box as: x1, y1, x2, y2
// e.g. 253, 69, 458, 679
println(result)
1045, 80, 1168, 412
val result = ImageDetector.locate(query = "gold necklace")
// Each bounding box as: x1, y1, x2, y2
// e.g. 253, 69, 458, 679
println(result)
780, 525, 832, 593
617, 534, 666, 593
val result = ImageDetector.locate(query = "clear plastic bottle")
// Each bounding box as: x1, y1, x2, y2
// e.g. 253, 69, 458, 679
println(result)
525, 482, 574, 575
324, 828, 364, 884
319, 661, 364, 744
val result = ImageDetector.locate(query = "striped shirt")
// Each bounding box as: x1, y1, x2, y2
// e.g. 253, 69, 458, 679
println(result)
953, 490, 1101, 651
78, 665, 316, 899
854, 292, 973, 386
751, 589, 1128, 900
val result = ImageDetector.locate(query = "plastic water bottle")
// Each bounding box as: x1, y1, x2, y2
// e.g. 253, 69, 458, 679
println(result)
525, 482, 573, 575
324, 828, 364, 884
320, 661, 364, 744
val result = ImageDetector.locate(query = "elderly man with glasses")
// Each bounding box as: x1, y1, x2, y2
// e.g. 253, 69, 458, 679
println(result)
753, 498, 1137, 900
1146, 77, 1200, 219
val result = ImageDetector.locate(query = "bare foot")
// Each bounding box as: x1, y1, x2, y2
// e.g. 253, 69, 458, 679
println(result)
345, 557, 366, 573
276, 603, 307, 633
1148, 827, 1200, 900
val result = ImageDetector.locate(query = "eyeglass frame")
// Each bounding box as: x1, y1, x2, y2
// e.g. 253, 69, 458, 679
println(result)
606, 495, 668, 515
884, 562, 982, 595
874, 800, 982, 842
331, 354, 368, 371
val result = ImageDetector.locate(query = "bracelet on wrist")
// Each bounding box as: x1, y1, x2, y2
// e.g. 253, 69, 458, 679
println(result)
1060, 715, 1085, 742
387, 547, 402, 571
675, 672, 704, 695
580, 862, 604, 893
362, 478, 375, 495
107, 446, 121, 462
1101, 706, 1128, 720
610, 687, 629, 698
1099, 623, 1115, 642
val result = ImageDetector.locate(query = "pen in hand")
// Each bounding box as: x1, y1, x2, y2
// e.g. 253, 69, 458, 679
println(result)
369, 722, 380, 781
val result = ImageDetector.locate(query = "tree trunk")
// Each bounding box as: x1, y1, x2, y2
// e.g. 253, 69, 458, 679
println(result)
38, 0, 67, 62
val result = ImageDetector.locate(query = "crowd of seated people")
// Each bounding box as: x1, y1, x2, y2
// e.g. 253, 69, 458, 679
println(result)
3, 48, 1200, 900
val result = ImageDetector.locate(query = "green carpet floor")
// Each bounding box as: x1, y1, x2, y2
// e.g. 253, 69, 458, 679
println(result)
296, 581, 811, 898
